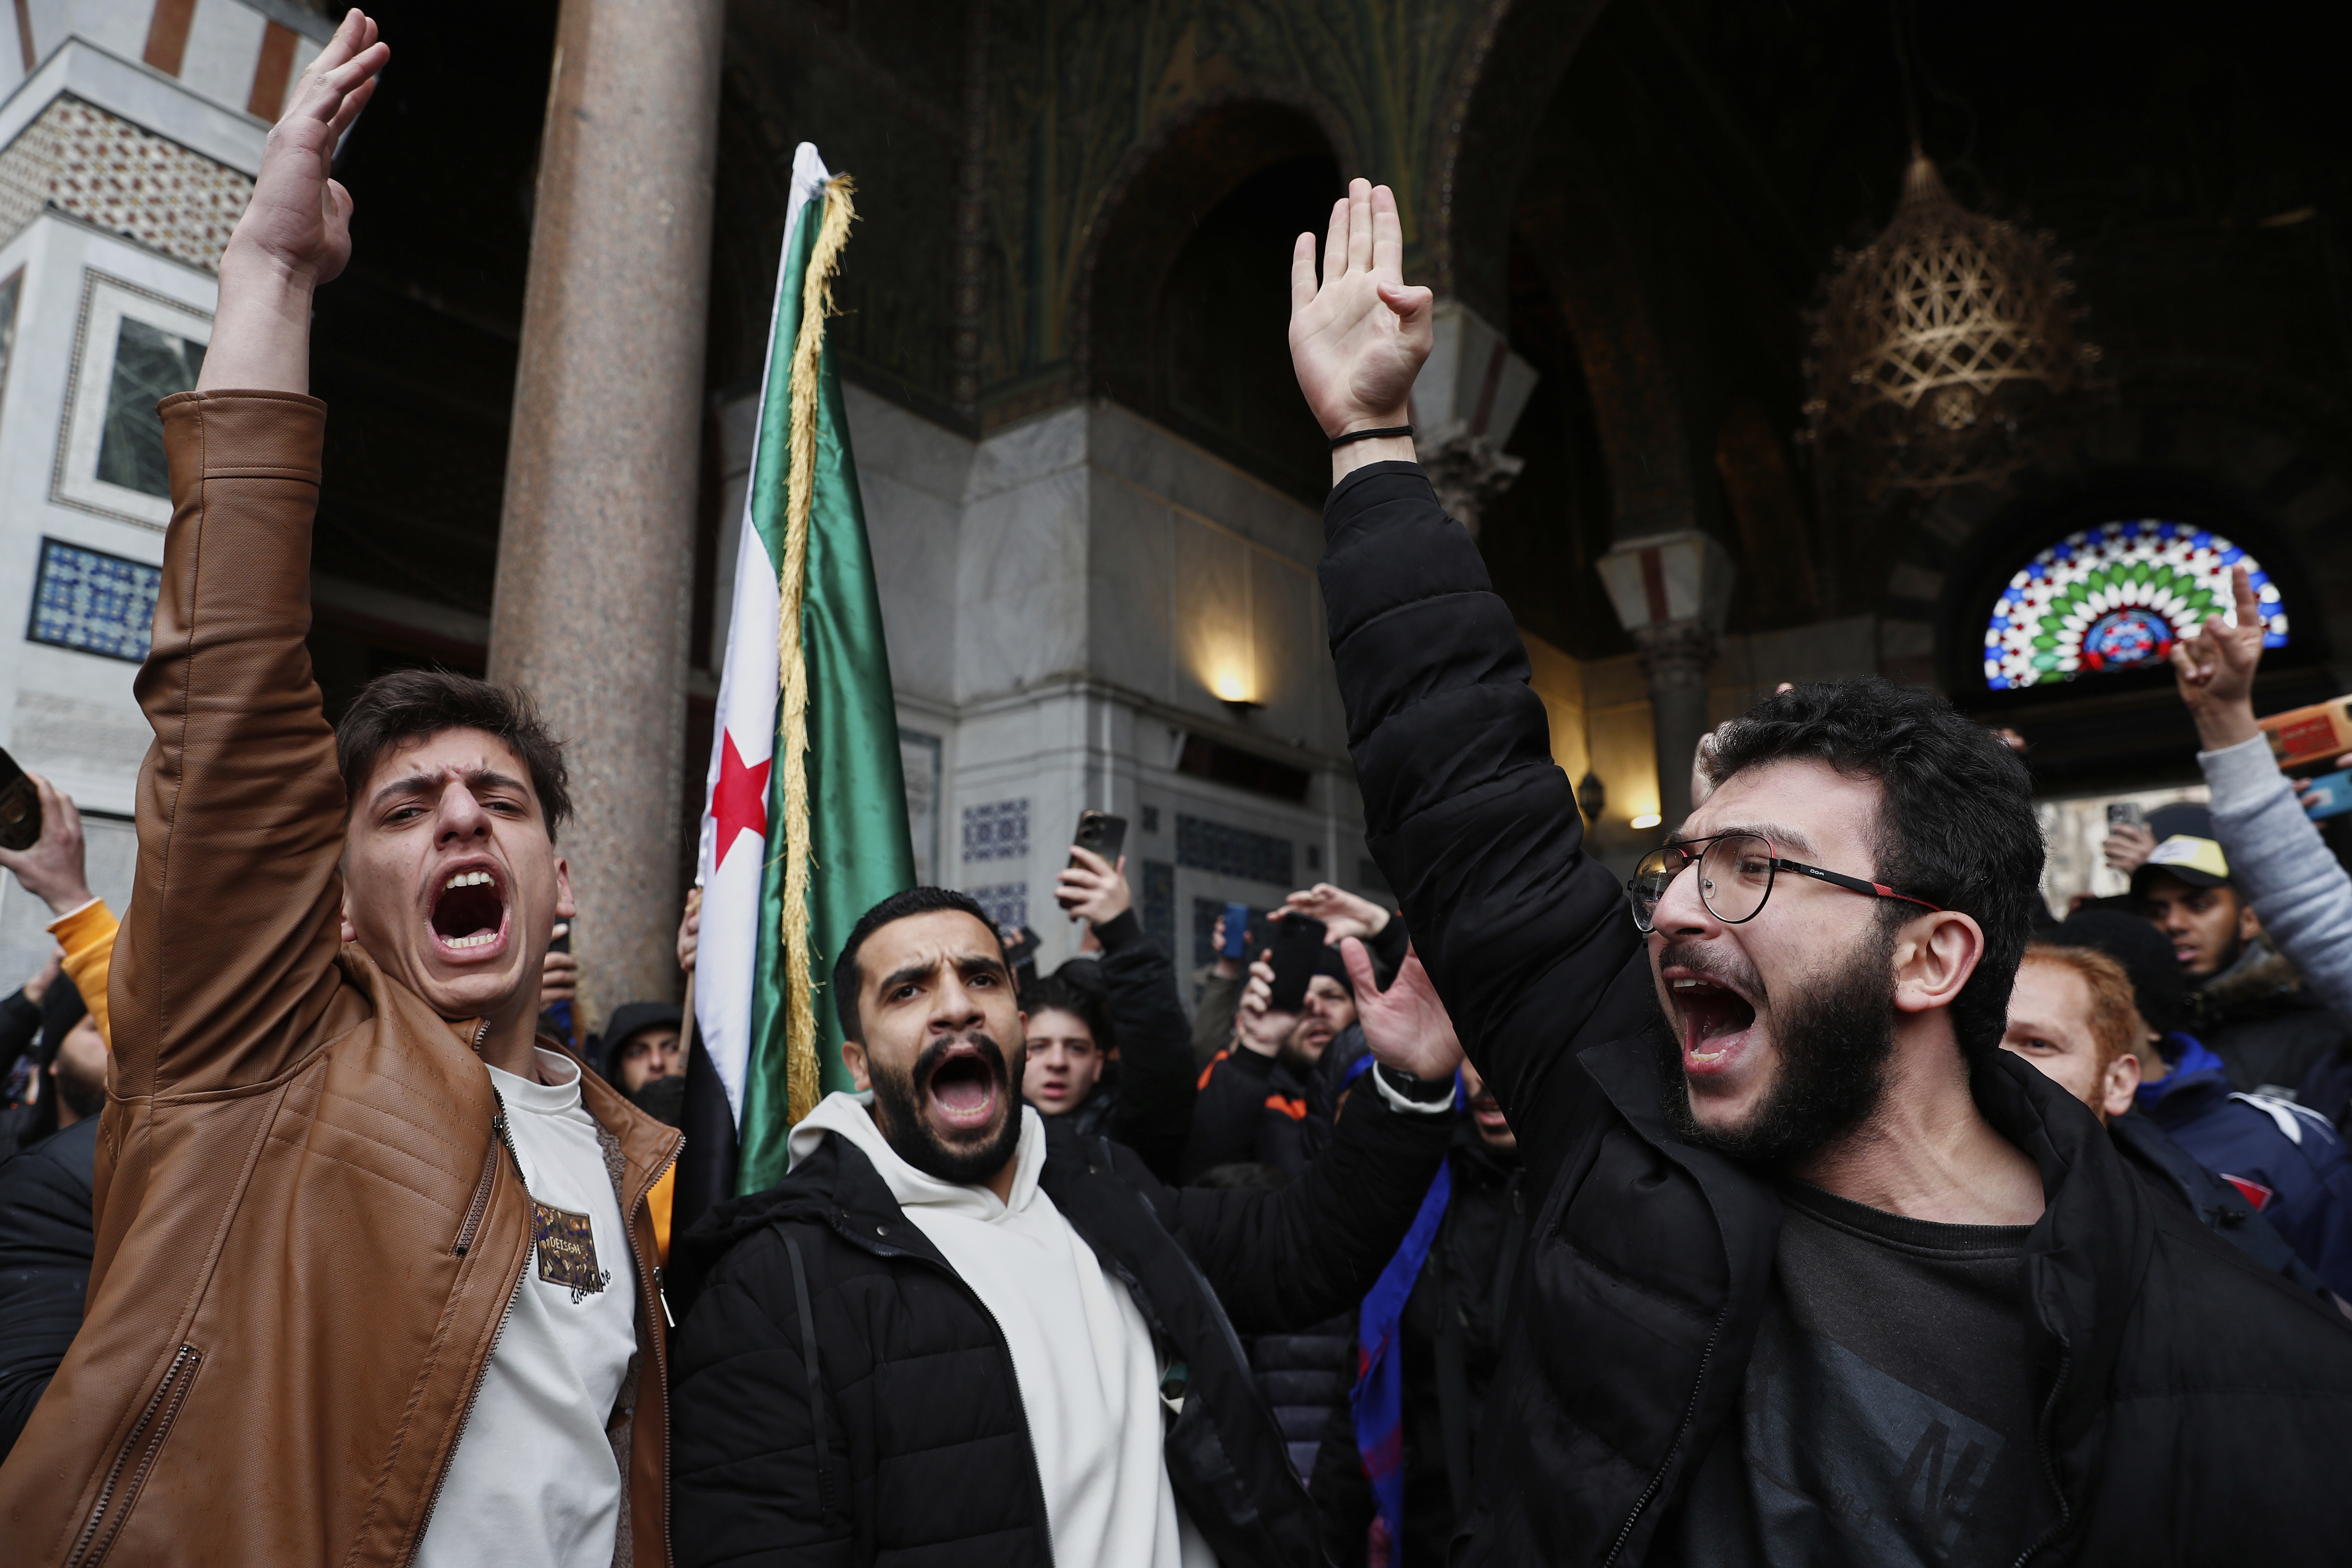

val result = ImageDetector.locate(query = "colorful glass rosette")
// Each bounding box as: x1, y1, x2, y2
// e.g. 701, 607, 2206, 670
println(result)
1983, 520, 2288, 689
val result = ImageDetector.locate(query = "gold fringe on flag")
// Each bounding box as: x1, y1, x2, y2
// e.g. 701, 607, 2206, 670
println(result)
777, 175, 856, 1124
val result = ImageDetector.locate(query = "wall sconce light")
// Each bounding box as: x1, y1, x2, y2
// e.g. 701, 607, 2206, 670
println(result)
1630, 813, 1663, 831
1207, 658, 1261, 718
1576, 770, 1606, 822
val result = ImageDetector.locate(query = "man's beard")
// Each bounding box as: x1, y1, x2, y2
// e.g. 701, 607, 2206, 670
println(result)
869, 1031, 1026, 1186
1654, 922, 1900, 1168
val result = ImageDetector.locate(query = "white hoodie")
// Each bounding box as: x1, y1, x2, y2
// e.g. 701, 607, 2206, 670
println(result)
790, 1093, 1214, 1568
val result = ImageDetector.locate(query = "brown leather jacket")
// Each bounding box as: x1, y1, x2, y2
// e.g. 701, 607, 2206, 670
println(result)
0, 392, 683, 1566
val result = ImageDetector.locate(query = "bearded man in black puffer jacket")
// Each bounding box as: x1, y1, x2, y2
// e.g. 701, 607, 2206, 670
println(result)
1287, 178, 2352, 1567
668, 886, 1461, 1567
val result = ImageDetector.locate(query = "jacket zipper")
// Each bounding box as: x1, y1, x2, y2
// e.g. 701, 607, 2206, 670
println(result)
1599, 1310, 1726, 1568
405, 1073, 528, 1568
836, 1216, 1058, 1568
67, 1343, 202, 1568
2006, 1351, 2074, 1568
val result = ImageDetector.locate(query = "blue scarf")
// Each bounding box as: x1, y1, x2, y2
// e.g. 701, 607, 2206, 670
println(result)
1343, 1054, 1455, 1561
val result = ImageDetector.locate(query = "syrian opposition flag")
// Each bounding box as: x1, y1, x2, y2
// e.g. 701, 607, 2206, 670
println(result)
679, 144, 916, 1220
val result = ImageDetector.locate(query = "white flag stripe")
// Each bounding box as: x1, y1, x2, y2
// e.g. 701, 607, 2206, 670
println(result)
695, 143, 833, 1127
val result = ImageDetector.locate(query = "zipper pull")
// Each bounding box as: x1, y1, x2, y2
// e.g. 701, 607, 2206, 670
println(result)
655, 1265, 676, 1329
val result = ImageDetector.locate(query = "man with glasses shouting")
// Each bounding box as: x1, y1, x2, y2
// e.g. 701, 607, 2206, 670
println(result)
1288, 177, 2352, 1567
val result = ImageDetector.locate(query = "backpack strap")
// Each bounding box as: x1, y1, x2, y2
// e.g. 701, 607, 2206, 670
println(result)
784, 1235, 844, 1525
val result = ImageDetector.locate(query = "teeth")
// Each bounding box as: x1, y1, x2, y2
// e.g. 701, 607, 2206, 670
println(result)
1673, 979, 1697, 989
444, 932, 497, 949
443, 871, 495, 891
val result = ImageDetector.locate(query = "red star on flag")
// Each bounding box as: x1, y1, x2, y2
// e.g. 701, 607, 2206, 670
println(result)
710, 731, 772, 869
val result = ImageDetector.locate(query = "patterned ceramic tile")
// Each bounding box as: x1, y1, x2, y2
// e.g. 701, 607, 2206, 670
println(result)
961, 798, 1029, 864
1175, 814, 1293, 888
28, 538, 161, 662
968, 882, 1028, 932
0, 97, 254, 271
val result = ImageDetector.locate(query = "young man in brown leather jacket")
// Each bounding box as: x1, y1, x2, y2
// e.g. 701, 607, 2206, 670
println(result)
0, 15, 682, 1566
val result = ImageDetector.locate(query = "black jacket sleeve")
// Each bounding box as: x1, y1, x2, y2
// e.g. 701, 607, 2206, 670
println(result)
0, 1117, 98, 1462
1158, 1085, 1453, 1333
1091, 911, 1195, 1184
1182, 1046, 1283, 1180
1319, 461, 1653, 1200
0, 988, 39, 1068
669, 1227, 853, 1568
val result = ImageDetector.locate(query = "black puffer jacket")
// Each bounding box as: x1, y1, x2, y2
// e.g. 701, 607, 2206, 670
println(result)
1036, 909, 1196, 1183
667, 1089, 1453, 1567
1322, 460, 2352, 1565
0, 1115, 98, 1459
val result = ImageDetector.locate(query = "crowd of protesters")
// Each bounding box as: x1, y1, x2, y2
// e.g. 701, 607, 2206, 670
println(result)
2, 14, 2352, 1567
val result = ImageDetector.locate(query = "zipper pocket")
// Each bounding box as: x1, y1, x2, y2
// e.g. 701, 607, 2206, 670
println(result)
67, 1343, 202, 1568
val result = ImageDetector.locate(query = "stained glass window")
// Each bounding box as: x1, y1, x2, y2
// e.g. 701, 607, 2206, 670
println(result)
1983, 520, 2288, 690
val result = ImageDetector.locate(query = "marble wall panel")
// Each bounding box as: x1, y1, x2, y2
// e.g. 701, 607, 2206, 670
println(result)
1246, 548, 1331, 750
955, 465, 1089, 701
1090, 401, 1322, 567
1085, 469, 1174, 704
1169, 508, 1253, 717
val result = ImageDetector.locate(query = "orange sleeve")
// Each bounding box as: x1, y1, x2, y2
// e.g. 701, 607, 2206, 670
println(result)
648, 1164, 675, 1268
48, 898, 119, 1049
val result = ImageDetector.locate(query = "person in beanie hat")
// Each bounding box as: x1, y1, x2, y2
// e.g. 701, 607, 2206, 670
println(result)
2133, 801, 2351, 1093
2058, 908, 2352, 1299
1184, 939, 1360, 1179
600, 1001, 686, 1128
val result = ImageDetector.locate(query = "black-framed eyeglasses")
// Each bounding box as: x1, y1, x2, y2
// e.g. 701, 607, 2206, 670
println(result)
1626, 831, 1943, 934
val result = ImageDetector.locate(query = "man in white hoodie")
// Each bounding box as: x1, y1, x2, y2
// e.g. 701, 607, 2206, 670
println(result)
666, 885, 1463, 1568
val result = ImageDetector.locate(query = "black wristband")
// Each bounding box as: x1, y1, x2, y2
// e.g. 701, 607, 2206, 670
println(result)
1375, 1061, 1455, 1104
1328, 424, 1413, 450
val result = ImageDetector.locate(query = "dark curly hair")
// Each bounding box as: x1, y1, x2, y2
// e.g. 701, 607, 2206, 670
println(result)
832, 885, 1006, 1041
1019, 972, 1112, 1051
335, 668, 573, 841
1706, 678, 2043, 1061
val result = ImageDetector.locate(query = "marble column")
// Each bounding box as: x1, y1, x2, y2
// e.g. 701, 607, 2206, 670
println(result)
489, 0, 726, 1027
1634, 620, 1718, 828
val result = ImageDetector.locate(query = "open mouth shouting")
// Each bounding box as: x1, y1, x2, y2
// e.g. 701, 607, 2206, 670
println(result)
429, 863, 510, 962
921, 1036, 1007, 1139
1663, 962, 1762, 1078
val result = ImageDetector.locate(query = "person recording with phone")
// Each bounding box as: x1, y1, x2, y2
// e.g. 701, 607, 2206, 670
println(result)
1184, 915, 1364, 1179
1019, 822, 1197, 1182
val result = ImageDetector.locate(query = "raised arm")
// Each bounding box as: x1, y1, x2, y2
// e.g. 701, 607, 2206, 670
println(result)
1289, 181, 1650, 1185
113, 15, 389, 1099
2172, 567, 2352, 1027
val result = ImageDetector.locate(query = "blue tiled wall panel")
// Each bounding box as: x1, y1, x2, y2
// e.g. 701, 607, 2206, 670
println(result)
962, 799, 1030, 864
28, 539, 160, 662
1175, 814, 1294, 888
969, 882, 1028, 932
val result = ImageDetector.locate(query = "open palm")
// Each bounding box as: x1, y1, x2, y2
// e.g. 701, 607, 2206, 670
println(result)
1340, 937, 1463, 1081
1288, 180, 1434, 437
234, 12, 387, 287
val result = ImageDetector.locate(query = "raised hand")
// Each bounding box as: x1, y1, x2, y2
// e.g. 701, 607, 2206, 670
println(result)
1234, 951, 1294, 1060
1288, 179, 1433, 452
200, 10, 387, 395
1341, 938, 1462, 1082
2168, 565, 2267, 751
1276, 882, 1390, 944
1054, 847, 1132, 925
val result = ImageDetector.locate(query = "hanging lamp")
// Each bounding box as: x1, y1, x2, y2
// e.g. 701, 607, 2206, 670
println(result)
1801, 149, 2099, 496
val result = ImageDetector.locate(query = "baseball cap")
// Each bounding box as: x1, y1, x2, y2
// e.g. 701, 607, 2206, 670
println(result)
2131, 802, 2231, 892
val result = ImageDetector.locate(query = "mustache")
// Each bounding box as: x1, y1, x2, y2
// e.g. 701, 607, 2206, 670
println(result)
1655, 940, 1768, 1007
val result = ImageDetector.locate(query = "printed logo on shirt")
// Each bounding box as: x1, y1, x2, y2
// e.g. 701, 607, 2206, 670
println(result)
532, 1200, 612, 1303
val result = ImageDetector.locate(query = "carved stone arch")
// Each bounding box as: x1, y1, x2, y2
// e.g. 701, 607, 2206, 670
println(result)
1439, 0, 1613, 322
1076, 92, 1353, 499
1071, 86, 1357, 386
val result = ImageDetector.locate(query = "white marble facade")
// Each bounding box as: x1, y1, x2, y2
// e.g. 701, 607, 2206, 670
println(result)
715, 383, 1378, 978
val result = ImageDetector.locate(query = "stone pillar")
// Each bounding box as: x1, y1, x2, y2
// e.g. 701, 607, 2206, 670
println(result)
489, 0, 726, 1026
1408, 299, 1538, 534
1632, 621, 1718, 828
1596, 530, 1736, 833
